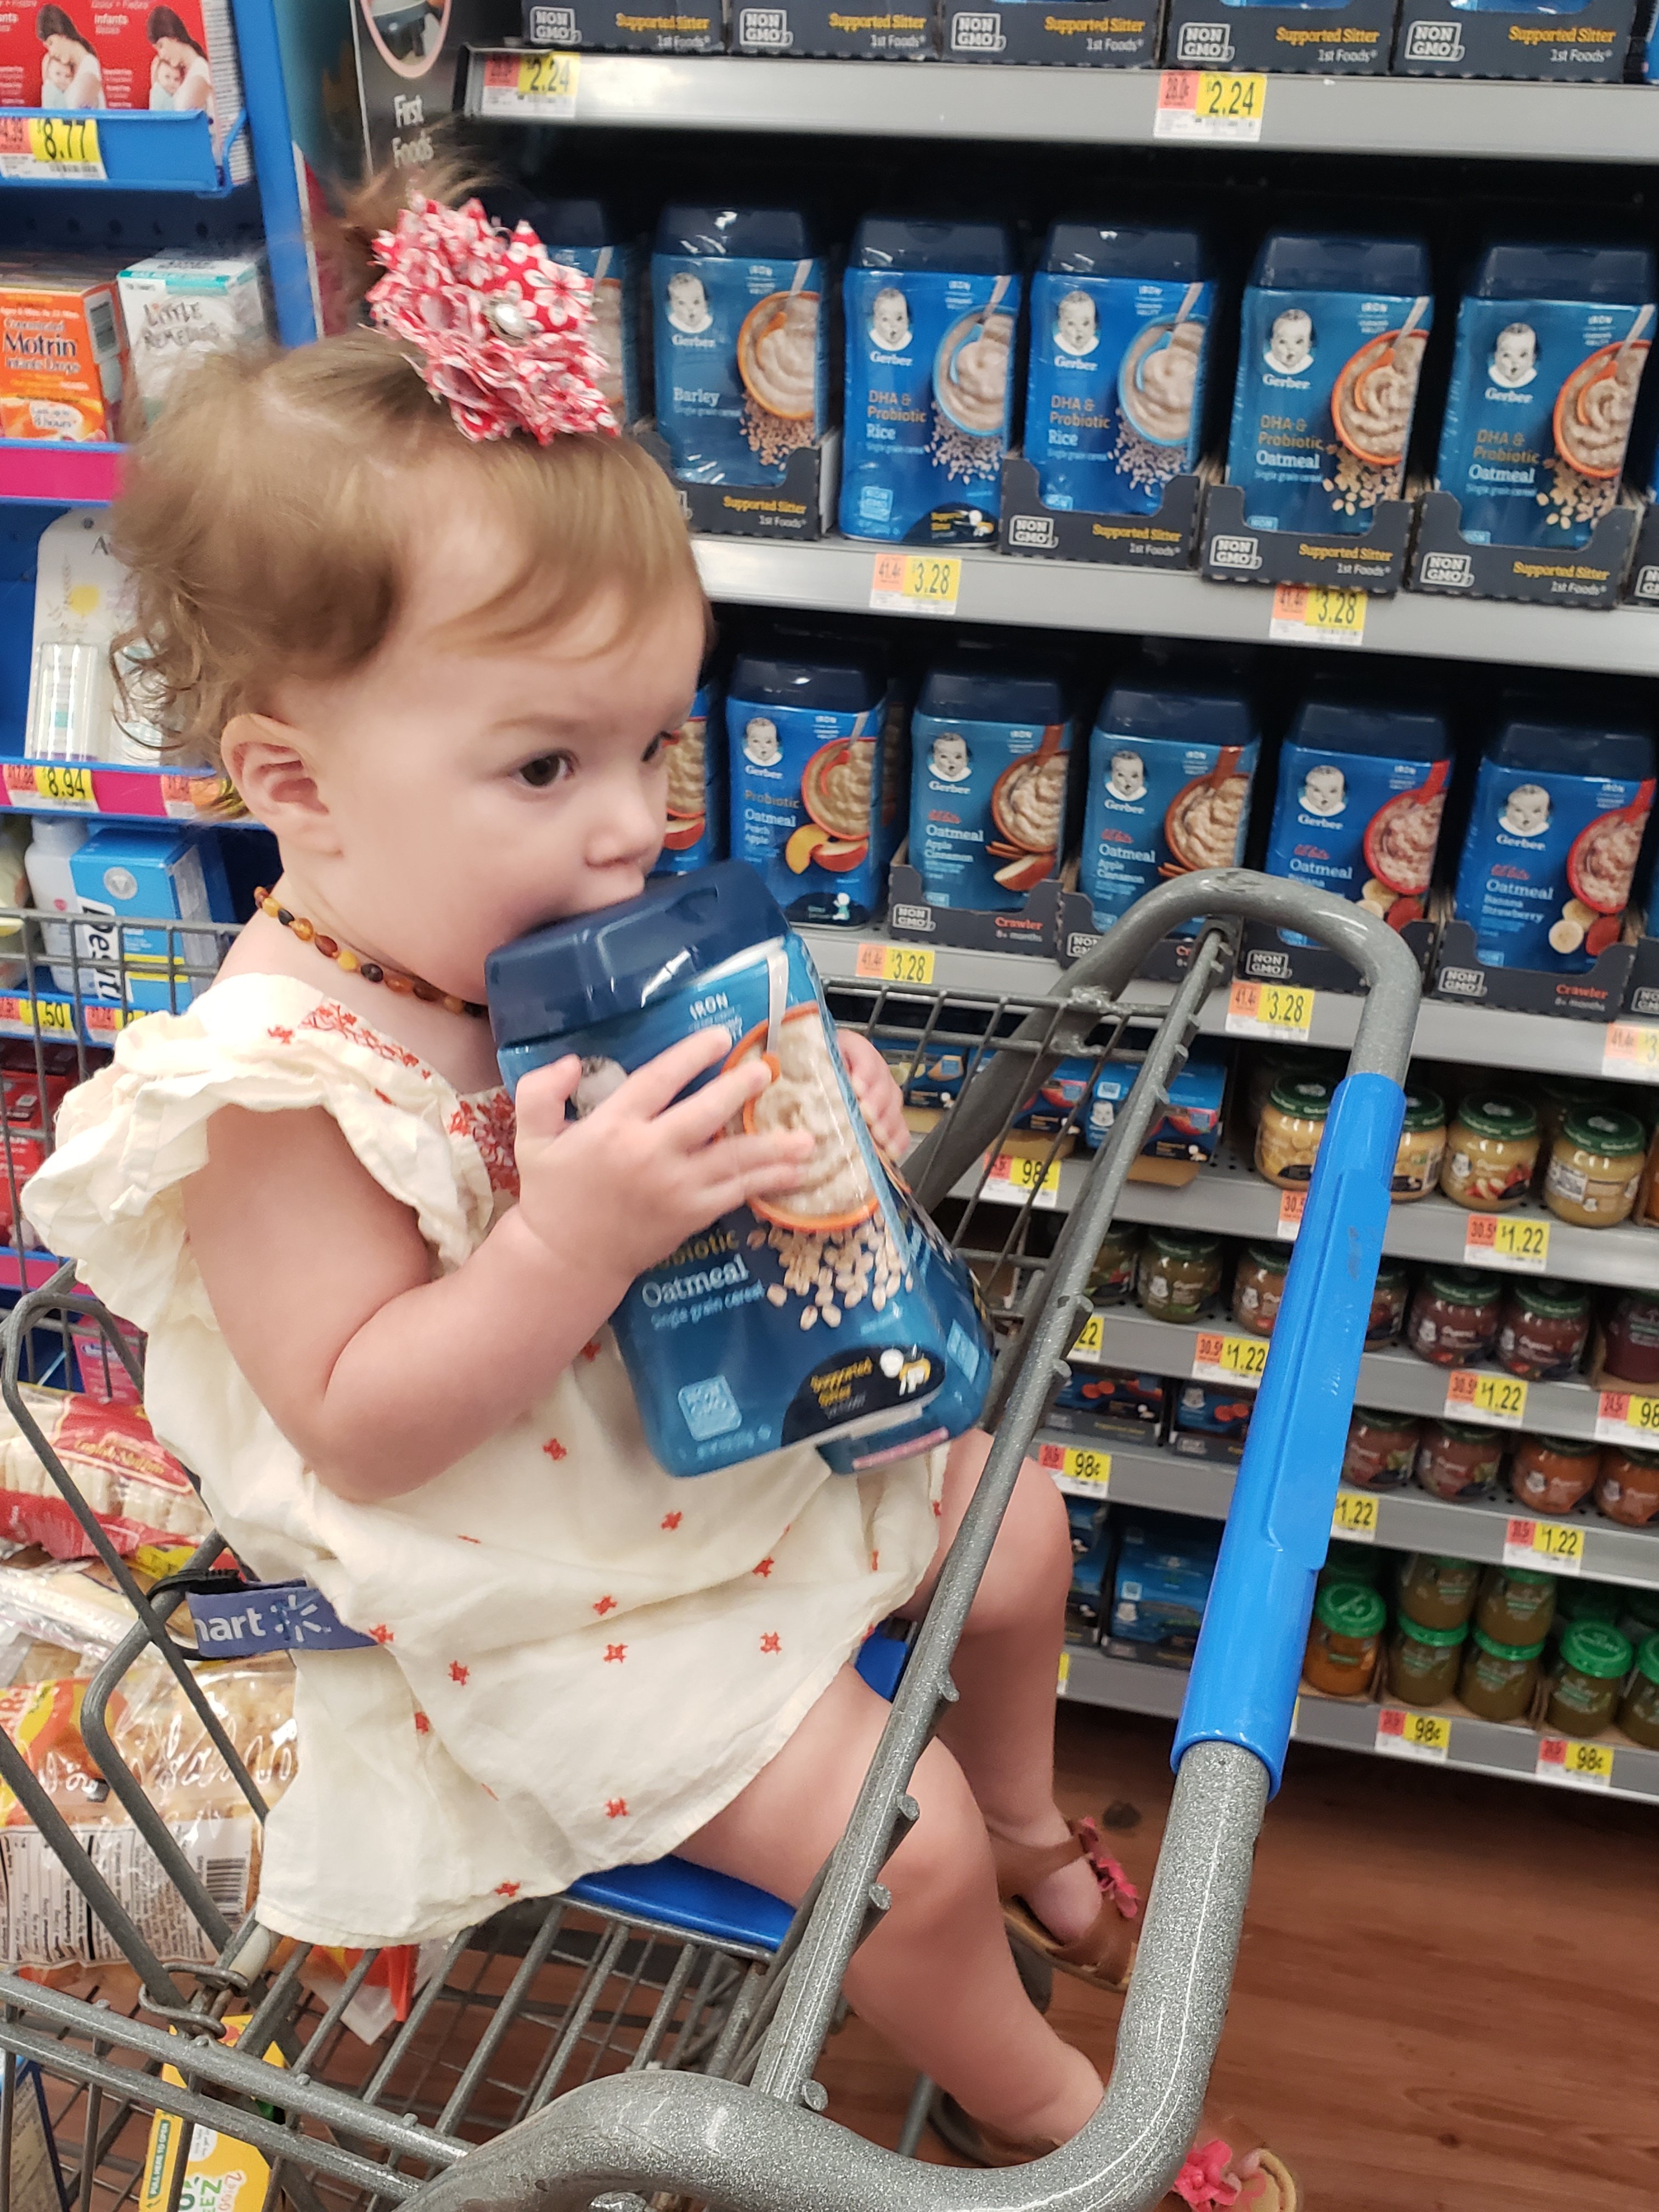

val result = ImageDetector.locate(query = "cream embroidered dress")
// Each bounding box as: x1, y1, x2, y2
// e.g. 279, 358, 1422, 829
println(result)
24, 973, 945, 1947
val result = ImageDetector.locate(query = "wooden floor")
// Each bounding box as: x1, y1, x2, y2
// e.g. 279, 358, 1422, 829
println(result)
815, 1701, 1659, 2211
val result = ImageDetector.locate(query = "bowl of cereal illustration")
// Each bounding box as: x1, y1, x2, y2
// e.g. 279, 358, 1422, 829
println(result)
786, 736, 874, 875
1553, 338, 1650, 481
661, 713, 708, 851
987, 731, 1068, 893
1117, 318, 1205, 448
933, 307, 1016, 438
1163, 748, 1249, 876
1359, 761, 1448, 926
1565, 795, 1651, 950
727, 1007, 881, 1235
1331, 325, 1428, 470
738, 289, 822, 424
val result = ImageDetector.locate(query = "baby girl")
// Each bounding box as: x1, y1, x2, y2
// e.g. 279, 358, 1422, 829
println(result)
26, 183, 1289, 2207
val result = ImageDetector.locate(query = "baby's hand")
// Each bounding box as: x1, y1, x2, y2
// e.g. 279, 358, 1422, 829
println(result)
839, 1030, 909, 1161
511, 1030, 814, 1283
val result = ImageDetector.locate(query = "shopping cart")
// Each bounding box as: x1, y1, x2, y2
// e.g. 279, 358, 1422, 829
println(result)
0, 867, 1419, 2212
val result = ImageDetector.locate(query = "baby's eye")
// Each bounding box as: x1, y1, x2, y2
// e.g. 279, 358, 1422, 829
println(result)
643, 732, 673, 764
517, 752, 573, 790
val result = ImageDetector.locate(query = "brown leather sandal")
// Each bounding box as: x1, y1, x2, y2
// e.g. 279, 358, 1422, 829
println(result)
989, 1815, 1140, 1993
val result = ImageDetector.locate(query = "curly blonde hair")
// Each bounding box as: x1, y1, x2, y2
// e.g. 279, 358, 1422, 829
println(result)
112, 170, 702, 767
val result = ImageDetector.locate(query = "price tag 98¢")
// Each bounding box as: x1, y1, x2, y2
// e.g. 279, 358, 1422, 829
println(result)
1376, 1707, 1449, 1761
1595, 1389, 1659, 1446
1038, 1441, 1111, 1497
1537, 1737, 1613, 1788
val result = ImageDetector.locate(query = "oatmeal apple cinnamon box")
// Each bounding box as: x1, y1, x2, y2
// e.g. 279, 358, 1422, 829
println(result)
909, 656, 1074, 912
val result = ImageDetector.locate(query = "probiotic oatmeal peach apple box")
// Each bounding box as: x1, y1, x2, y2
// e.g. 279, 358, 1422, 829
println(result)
0, 263, 127, 442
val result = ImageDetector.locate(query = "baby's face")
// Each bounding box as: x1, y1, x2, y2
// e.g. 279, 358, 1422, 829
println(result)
1109, 752, 1144, 798
932, 736, 968, 780
1270, 314, 1312, 370
747, 719, 781, 764
1495, 331, 1534, 381
668, 275, 703, 318
155, 56, 184, 89
250, 488, 704, 1005
43, 54, 72, 88
1504, 784, 1549, 837
1304, 766, 1345, 812
1058, 301, 1094, 349
872, 296, 909, 349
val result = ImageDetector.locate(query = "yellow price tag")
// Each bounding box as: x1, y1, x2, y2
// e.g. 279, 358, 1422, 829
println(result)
1443, 1368, 1528, 1428
0, 115, 104, 178
1596, 1389, 1659, 1446
1071, 1312, 1104, 1362
985, 1152, 1062, 1209
1462, 1212, 1550, 1273
853, 940, 935, 987
1038, 1440, 1111, 1493
1376, 1707, 1450, 1760
1331, 1490, 1378, 1541
1224, 978, 1314, 1042
1154, 69, 1266, 142
30, 762, 95, 810
869, 552, 962, 618
1269, 582, 1367, 648
1602, 1020, 1659, 1081
0, 995, 74, 1036
477, 49, 580, 117
132, 1541, 196, 1581
1192, 1331, 1268, 1387
1504, 1516, 1584, 1574
1538, 1737, 1613, 1787
1056, 1650, 1071, 1697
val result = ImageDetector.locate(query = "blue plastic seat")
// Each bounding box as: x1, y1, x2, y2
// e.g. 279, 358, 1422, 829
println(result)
566, 1627, 910, 1952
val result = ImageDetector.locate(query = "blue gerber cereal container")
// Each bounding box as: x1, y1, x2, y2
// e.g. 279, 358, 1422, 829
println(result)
909, 655, 1074, 911
654, 678, 727, 876
1261, 696, 1450, 946
653, 206, 827, 488
1435, 244, 1655, 550
1226, 233, 1432, 534
1452, 718, 1655, 970
727, 640, 901, 927
534, 198, 644, 428
487, 864, 991, 1479
1025, 222, 1214, 516
1080, 675, 1260, 937
841, 217, 1021, 546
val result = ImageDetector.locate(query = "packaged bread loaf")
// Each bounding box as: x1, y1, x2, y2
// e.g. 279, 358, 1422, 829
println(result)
0, 1391, 210, 1559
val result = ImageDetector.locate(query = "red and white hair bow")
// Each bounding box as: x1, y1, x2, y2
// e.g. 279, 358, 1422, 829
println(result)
366, 194, 618, 445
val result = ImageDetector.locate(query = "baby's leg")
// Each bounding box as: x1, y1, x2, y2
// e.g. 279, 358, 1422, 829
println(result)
679, 1665, 1101, 2148
895, 1431, 1118, 1949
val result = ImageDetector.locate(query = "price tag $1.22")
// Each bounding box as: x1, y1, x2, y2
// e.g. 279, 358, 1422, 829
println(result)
1504, 1517, 1584, 1575
1463, 1212, 1550, 1273
1192, 1331, 1268, 1388
1331, 1489, 1378, 1542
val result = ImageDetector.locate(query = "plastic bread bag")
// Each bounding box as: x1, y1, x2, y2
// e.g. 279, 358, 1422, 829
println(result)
0, 1560, 146, 1682
0, 1655, 294, 1970
2, 1392, 211, 1559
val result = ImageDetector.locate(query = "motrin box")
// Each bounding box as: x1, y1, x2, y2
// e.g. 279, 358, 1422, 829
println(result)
0, 264, 127, 442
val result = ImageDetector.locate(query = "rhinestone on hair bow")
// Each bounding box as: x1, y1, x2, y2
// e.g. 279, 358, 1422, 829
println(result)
366, 194, 618, 445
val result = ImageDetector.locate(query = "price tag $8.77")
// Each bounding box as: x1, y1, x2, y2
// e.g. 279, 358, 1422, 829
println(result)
0, 115, 104, 178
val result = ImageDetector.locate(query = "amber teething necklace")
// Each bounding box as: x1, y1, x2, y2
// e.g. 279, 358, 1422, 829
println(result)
255, 889, 489, 1020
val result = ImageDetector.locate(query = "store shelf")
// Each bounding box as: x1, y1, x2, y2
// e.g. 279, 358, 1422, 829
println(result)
1070, 1300, 1604, 1441
0, 110, 229, 195
0, 758, 247, 827
0, 442, 120, 507
1045, 1434, 1659, 1592
806, 926, 1658, 1088
467, 53, 1659, 167
1061, 1643, 1659, 1803
694, 535, 1659, 681
0, 1245, 70, 1295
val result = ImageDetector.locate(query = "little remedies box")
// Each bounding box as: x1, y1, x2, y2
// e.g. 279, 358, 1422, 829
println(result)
841, 217, 1021, 548
1025, 222, 1214, 518
1434, 243, 1655, 551
116, 250, 271, 425
0, 264, 127, 442
1225, 232, 1432, 535
909, 656, 1073, 911
67, 826, 232, 1013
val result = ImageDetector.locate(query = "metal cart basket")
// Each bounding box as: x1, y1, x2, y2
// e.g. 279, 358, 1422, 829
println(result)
0, 869, 1419, 2212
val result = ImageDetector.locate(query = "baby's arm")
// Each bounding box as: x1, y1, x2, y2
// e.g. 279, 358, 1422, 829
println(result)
182, 1029, 812, 1505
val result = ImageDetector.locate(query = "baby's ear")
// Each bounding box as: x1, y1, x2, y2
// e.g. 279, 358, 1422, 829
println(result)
221, 714, 336, 849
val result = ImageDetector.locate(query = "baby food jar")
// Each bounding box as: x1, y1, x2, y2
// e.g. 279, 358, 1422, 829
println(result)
1494, 1279, 1589, 1383
487, 862, 991, 1477
1439, 1095, 1539, 1210
1255, 1076, 1333, 1189
1342, 1408, 1420, 1488
1231, 1243, 1289, 1336
1595, 1442, 1659, 1527
1549, 1581, 1622, 1657
1367, 1260, 1410, 1346
1459, 1630, 1546, 1725
1303, 1583, 1385, 1698
1617, 1636, 1659, 1748
1414, 1420, 1503, 1502
1476, 1564, 1557, 1649
1616, 1587, 1659, 1656
1546, 1622, 1633, 1738
1533, 1076, 1609, 1154
1543, 1107, 1646, 1228
1137, 1230, 1222, 1323
1391, 1087, 1447, 1202
1321, 1540, 1387, 1590
1406, 1268, 1502, 1367
1397, 1552, 1480, 1631
1509, 1434, 1599, 1518
1088, 1224, 1142, 1305
1387, 1617, 1466, 1708
1603, 1293, 1659, 1387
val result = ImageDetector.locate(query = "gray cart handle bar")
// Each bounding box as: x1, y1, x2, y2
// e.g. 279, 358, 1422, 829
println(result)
404, 870, 1421, 2212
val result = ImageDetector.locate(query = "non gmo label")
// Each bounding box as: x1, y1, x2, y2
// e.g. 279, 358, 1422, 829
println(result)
1153, 68, 1265, 141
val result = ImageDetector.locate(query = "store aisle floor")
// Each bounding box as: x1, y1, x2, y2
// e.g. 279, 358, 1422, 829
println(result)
815, 1702, 1659, 2212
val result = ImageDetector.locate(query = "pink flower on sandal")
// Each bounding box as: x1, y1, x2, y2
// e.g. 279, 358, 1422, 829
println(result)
1076, 1816, 1142, 1922
1172, 2139, 1242, 2210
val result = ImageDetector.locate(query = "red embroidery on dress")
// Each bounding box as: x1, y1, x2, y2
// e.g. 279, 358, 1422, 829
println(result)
542, 1438, 568, 1461
450, 1090, 520, 1196
297, 1001, 426, 1072
368, 1623, 393, 1644
457, 1534, 481, 1544
494, 1880, 521, 1898
760, 1632, 781, 1655
482, 1784, 498, 1800
266, 1025, 294, 1045
593, 1594, 617, 1616
375, 1089, 393, 1106
603, 1643, 627, 1663
606, 1797, 629, 1819
580, 1339, 602, 1362
661, 1511, 682, 1531
870, 1549, 879, 1572
413, 1711, 431, 1735
753, 1557, 774, 1577
932, 1500, 943, 1517
449, 1660, 470, 1684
